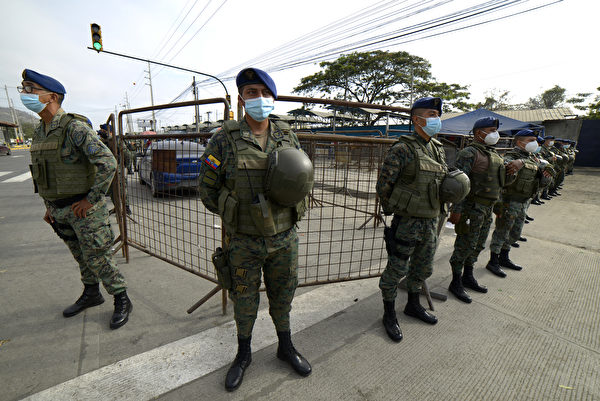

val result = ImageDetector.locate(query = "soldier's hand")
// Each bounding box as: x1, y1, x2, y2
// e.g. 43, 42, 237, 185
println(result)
448, 212, 461, 224
43, 208, 55, 224
543, 170, 552, 178
71, 198, 93, 218
506, 160, 524, 175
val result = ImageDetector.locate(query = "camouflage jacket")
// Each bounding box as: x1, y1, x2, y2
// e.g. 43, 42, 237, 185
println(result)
33, 108, 117, 206
198, 119, 301, 215
376, 133, 447, 206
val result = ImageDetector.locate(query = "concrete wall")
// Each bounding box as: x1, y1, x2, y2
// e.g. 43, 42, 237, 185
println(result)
543, 119, 583, 141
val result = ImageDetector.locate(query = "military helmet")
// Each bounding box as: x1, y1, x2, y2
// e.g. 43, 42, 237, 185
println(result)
440, 170, 471, 204
265, 147, 314, 207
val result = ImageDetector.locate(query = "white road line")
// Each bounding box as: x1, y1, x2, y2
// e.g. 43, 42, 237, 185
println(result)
24, 278, 379, 401
0, 172, 12, 178
2, 172, 31, 183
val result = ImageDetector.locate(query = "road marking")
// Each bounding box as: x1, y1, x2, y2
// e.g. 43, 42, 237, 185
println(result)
24, 278, 379, 401
0, 172, 11, 178
2, 172, 31, 183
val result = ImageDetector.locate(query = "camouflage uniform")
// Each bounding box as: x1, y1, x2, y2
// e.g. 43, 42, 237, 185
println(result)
449, 142, 507, 273
489, 147, 537, 254
377, 134, 447, 298
32, 109, 126, 295
198, 120, 302, 338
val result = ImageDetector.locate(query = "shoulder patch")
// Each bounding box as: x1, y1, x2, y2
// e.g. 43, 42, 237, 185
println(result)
204, 154, 221, 170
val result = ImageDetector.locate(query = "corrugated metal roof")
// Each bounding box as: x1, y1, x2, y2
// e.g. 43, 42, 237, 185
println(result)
442, 107, 575, 123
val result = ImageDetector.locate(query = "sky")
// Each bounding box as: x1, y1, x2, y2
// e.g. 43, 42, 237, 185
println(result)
1, 0, 598, 130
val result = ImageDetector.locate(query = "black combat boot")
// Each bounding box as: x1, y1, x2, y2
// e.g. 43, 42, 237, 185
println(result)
499, 249, 523, 271
541, 194, 552, 200
382, 300, 403, 342
448, 271, 472, 303
519, 236, 528, 241
549, 189, 561, 196
110, 291, 132, 329
277, 331, 312, 376
511, 242, 520, 247
462, 265, 488, 293
486, 252, 507, 278
225, 336, 252, 391
63, 283, 105, 317
404, 292, 437, 324
525, 215, 534, 221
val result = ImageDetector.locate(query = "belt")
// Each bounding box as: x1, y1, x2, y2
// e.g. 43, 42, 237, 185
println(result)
46, 193, 88, 208
466, 195, 497, 207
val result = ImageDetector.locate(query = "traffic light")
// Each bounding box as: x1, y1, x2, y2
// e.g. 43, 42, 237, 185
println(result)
90, 23, 103, 52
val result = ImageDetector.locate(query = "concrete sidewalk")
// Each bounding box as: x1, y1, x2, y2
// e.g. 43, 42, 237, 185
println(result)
1, 167, 599, 401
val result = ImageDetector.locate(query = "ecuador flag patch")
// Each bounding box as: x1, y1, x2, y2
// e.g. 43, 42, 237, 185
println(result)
204, 154, 221, 170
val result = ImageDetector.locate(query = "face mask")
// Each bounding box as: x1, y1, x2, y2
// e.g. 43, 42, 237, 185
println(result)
483, 130, 500, 145
20, 93, 48, 113
418, 116, 442, 136
563, 145, 569, 149
534, 145, 541, 153
243, 96, 274, 122
524, 141, 538, 153
548, 140, 554, 147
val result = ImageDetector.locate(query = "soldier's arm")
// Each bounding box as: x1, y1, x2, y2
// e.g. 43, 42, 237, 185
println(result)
198, 131, 227, 214
450, 148, 476, 213
502, 152, 521, 186
67, 120, 117, 204
376, 142, 411, 202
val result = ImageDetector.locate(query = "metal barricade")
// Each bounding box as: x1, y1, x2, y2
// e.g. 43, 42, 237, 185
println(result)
110, 96, 467, 313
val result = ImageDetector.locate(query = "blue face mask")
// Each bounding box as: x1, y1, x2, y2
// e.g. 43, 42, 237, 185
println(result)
534, 145, 541, 153
418, 116, 442, 136
20, 93, 47, 113
243, 96, 274, 122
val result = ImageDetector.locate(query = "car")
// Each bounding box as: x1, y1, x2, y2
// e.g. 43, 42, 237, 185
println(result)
138, 140, 205, 197
0, 143, 10, 156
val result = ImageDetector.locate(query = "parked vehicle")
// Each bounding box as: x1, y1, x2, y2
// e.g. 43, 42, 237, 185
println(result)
138, 140, 205, 197
0, 143, 10, 156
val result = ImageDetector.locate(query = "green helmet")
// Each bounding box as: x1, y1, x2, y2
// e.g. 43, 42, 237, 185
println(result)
265, 147, 314, 207
440, 170, 471, 204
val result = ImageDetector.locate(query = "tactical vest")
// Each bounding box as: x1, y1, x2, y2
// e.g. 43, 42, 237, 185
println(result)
503, 150, 538, 202
467, 142, 505, 203
29, 114, 95, 200
384, 135, 447, 218
219, 120, 297, 236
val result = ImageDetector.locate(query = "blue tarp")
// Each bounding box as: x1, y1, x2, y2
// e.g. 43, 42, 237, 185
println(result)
441, 108, 542, 136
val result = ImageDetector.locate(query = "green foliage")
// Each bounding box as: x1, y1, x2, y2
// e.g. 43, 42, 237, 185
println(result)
473, 89, 516, 111
566, 87, 600, 119
526, 85, 566, 109
293, 51, 471, 114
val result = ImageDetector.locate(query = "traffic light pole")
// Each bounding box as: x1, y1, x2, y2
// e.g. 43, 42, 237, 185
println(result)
86, 47, 231, 110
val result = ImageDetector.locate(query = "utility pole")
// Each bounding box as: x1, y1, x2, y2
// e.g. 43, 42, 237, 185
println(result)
124, 91, 134, 133
192, 77, 200, 133
145, 61, 156, 131
4, 85, 22, 139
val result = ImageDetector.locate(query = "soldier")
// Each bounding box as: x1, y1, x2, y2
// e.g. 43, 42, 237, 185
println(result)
447, 117, 521, 303
486, 130, 552, 277
198, 68, 313, 391
549, 138, 568, 196
539, 136, 558, 201
20, 69, 131, 329
377, 97, 448, 342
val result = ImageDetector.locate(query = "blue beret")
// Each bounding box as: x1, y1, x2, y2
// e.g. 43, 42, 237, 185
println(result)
236, 68, 277, 99
536, 136, 544, 144
514, 129, 536, 137
411, 97, 442, 115
22, 69, 66, 94
543, 135, 555, 140
473, 117, 499, 131
99, 123, 109, 130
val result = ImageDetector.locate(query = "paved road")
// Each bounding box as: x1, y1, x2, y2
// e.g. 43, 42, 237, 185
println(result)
1, 149, 599, 400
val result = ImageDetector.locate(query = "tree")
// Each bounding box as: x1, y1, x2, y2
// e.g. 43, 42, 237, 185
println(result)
525, 85, 566, 109
473, 89, 516, 111
567, 87, 600, 119
293, 51, 471, 117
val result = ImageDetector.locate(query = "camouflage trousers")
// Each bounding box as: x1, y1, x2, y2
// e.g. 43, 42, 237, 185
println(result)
449, 200, 495, 274
379, 215, 438, 299
489, 200, 527, 254
227, 227, 298, 338
48, 197, 126, 295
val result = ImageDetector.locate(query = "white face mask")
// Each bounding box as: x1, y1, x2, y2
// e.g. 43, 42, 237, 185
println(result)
548, 140, 555, 147
524, 141, 538, 153
483, 131, 500, 145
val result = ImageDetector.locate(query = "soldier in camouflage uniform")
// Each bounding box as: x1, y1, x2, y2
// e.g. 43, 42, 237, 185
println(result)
198, 68, 311, 391
549, 138, 568, 196
447, 117, 521, 303
98, 124, 132, 215
486, 130, 553, 277
539, 136, 558, 201
377, 97, 448, 342
20, 69, 131, 330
